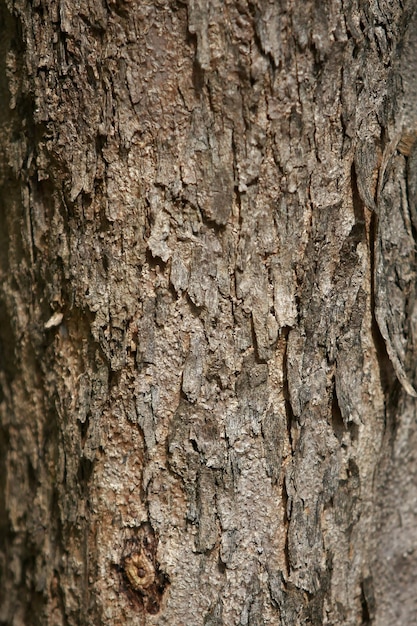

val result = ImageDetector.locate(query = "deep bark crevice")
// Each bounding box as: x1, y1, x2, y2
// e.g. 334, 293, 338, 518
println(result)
369, 210, 399, 400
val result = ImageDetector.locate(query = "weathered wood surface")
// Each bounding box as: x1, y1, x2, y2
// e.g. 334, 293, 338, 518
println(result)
1, 0, 417, 624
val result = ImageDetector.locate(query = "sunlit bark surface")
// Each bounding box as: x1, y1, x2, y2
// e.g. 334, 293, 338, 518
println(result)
1, 1, 417, 624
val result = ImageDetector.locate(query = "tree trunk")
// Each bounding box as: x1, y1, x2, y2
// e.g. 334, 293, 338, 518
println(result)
1, 0, 417, 624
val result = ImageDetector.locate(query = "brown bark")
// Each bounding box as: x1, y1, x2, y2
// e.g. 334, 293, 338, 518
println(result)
1, 0, 417, 624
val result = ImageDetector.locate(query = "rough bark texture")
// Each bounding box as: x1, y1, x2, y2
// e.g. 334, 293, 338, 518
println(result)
1, 1, 417, 624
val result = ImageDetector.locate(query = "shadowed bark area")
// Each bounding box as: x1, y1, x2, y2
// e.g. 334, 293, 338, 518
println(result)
1, 1, 417, 624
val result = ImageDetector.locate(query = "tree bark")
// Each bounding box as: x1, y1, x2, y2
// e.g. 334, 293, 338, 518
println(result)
1, 0, 417, 624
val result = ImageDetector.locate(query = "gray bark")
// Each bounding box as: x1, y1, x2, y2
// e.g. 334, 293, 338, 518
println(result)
1, 0, 417, 624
